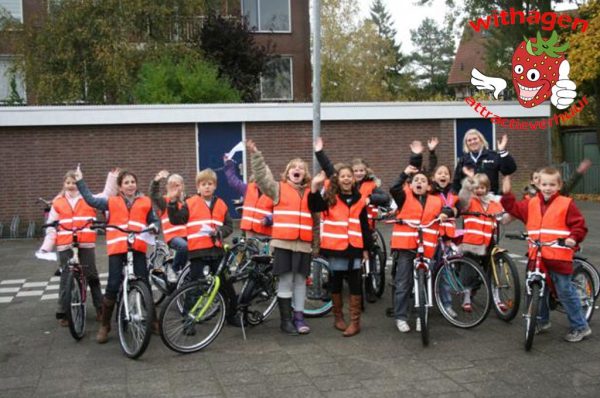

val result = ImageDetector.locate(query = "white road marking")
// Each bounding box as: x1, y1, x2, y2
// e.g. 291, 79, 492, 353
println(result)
16, 290, 45, 297
0, 297, 14, 303
41, 293, 59, 300
0, 287, 20, 293
0, 279, 26, 285
23, 282, 49, 288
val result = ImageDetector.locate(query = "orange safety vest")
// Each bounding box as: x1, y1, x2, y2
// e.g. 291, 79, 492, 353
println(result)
320, 196, 366, 251
438, 192, 458, 239
359, 180, 379, 229
106, 196, 152, 255
391, 186, 442, 259
526, 195, 573, 262
461, 198, 503, 247
186, 196, 228, 251
239, 182, 273, 236
52, 196, 97, 246
272, 182, 313, 242
159, 196, 187, 243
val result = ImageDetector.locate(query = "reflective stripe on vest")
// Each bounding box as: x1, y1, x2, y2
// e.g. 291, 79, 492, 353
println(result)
390, 186, 442, 259
240, 183, 273, 236
526, 196, 573, 262
106, 196, 152, 255
52, 196, 97, 246
439, 192, 457, 238
461, 199, 503, 247
271, 182, 313, 242
186, 196, 228, 250
320, 197, 366, 251
160, 196, 187, 243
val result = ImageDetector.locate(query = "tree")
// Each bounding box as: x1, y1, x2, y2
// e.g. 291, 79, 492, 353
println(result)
321, 0, 399, 101
369, 0, 411, 97
410, 16, 455, 97
133, 53, 241, 104
198, 14, 272, 102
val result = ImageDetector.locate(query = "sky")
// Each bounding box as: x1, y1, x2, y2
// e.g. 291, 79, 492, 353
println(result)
355, 0, 580, 53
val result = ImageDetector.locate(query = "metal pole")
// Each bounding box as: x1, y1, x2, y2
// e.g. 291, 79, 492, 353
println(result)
311, 0, 321, 175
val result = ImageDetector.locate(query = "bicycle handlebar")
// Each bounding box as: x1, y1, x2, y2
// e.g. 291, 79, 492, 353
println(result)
42, 219, 97, 231
93, 223, 157, 235
461, 211, 506, 220
505, 232, 568, 248
383, 216, 446, 229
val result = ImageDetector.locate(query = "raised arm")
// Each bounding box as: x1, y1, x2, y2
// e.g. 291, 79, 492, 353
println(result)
223, 157, 248, 197
314, 137, 336, 177
97, 169, 119, 198
390, 165, 416, 209
248, 140, 280, 203
497, 134, 517, 176
149, 170, 169, 212
75, 174, 109, 211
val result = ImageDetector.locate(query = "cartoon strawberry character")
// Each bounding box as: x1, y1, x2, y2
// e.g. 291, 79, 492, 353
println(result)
512, 31, 568, 108
470, 30, 576, 110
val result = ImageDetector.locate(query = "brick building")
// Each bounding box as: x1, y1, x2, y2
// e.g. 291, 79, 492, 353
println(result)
0, 101, 551, 234
0, 0, 311, 103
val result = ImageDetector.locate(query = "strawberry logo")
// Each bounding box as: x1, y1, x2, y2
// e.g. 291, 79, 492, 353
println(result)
512, 31, 568, 108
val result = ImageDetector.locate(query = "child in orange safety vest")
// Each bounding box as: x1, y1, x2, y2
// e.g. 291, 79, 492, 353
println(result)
247, 139, 317, 335
150, 170, 189, 282
76, 167, 159, 344
308, 166, 373, 337
501, 168, 590, 342
389, 164, 452, 334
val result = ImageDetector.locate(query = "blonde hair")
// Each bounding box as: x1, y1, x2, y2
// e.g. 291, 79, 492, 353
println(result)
196, 168, 217, 186
167, 173, 185, 197
58, 170, 78, 196
281, 158, 311, 185
538, 167, 563, 185
351, 158, 374, 177
462, 129, 490, 153
473, 173, 491, 192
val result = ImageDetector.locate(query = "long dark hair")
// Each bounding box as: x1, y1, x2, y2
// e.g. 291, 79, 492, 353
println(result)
323, 164, 354, 207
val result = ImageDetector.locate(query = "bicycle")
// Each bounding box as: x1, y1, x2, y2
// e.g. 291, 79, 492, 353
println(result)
147, 239, 192, 305
573, 253, 600, 300
95, 223, 156, 359
39, 197, 62, 277
363, 206, 391, 303
461, 211, 521, 322
506, 232, 595, 351
42, 219, 97, 341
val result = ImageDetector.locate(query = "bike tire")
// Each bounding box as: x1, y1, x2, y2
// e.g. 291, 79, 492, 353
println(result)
238, 272, 278, 326
366, 246, 386, 302
149, 265, 168, 306
563, 265, 595, 322
303, 257, 332, 318
490, 251, 521, 322
434, 257, 491, 329
117, 280, 154, 359
573, 257, 600, 300
417, 268, 429, 347
524, 283, 541, 352
374, 228, 387, 265
159, 281, 226, 354
65, 269, 86, 341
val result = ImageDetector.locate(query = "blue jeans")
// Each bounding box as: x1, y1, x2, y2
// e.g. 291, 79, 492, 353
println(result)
539, 271, 588, 331
393, 250, 416, 321
168, 237, 188, 272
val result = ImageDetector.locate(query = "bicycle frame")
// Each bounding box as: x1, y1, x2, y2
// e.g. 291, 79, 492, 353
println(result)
413, 231, 433, 310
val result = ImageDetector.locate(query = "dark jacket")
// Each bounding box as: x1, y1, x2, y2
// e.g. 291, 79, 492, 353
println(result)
308, 188, 373, 258
452, 149, 517, 195
315, 149, 390, 207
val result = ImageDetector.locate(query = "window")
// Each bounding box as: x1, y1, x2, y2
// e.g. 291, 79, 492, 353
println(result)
0, 0, 23, 22
242, 0, 290, 32
0, 56, 26, 104
260, 56, 292, 101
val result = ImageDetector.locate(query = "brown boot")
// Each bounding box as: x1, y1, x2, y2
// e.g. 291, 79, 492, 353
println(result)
95, 307, 103, 322
96, 297, 115, 344
332, 293, 347, 331
343, 295, 362, 337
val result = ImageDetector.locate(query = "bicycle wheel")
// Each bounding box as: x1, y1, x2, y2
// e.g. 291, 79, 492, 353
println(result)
149, 265, 168, 306
117, 280, 154, 359
489, 251, 521, 322
573, 257, 600, 300
238, 268, 278, 326
303, 257, 332, 317
434, 257, 491, 329
366, 246, 386, 302
560, 265, 595, 322
524, 284, 541, 351
160, 281, 226, 354
374, 228, 388, 265
417, 268, 429, 347
65, 270, 86, 341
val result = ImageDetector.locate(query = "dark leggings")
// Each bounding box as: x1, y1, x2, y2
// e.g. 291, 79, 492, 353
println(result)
105, 251, 148, 301
330, 269, 362, 295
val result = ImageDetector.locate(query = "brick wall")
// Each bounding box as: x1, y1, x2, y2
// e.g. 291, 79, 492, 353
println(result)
0, 124, 196, 229
0, 117, 548, 233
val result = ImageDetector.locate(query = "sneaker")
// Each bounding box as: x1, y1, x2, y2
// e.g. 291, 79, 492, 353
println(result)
415, 318, 421, 332
166, 267, 178, 283
396, 319, 410, 333
564, 326, 592, 343
444, 306, 458, 318
536, 321, 552, 334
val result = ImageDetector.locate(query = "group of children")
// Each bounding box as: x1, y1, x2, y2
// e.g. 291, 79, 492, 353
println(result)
39, 128, 592, 344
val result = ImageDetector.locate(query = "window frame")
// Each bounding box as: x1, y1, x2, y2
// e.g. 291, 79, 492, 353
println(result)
0, 0, 23, 23
0, 55, 27, 104
260, 55, 293, 102
241, 0, 292, 34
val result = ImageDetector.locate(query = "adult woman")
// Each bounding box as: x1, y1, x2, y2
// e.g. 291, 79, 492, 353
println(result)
451, 129, 516, 195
